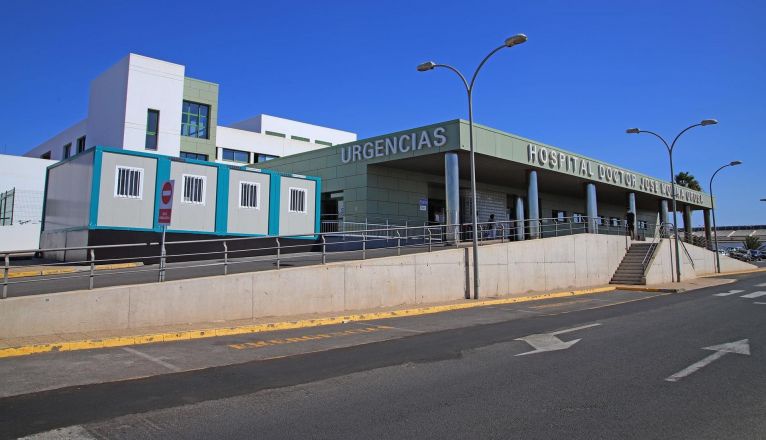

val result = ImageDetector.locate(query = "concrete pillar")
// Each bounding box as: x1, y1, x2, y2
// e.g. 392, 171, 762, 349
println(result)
683, 205, 693, 243
703, 208, 713, 250
514, 196, 525, 241
659, 199, 669, 237
586, 183, 598, 233
627, 192, 637, 239
444, 152, 460, 242
527, 170, 540, 239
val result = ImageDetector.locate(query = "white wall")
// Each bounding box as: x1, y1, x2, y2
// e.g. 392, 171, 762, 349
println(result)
229, 114, 356, 146
215, 126, 328, 164
23, 120, 87, 161
122, 54, 184, 156
0, 223, 43, 252
0, 155, 56, 250
644, 239, 756, 284
87, 55, 129, 151
0, 155, 56, 192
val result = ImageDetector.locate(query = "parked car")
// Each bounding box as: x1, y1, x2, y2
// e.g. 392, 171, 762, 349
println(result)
747, 249, 764, 261
729, 249, 753, 262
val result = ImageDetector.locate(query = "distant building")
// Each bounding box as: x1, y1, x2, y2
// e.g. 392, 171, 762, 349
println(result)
23, 53, 356, 164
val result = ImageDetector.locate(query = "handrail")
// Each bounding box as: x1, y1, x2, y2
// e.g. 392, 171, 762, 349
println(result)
641, 221, 667, 273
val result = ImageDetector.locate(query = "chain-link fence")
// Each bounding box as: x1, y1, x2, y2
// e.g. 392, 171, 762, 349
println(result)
0, 188, 44, 226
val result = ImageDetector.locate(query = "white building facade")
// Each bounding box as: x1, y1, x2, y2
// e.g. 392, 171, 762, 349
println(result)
24, 54, 356, 165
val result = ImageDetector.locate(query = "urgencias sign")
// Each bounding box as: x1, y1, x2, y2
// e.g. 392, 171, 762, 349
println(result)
341, 127, 447, 164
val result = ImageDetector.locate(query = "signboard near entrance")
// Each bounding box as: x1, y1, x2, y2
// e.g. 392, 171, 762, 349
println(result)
158, 180, 174, 225
419, 198, 428, 212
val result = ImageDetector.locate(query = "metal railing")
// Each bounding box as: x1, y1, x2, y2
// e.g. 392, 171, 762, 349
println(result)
2, 216, 655, 299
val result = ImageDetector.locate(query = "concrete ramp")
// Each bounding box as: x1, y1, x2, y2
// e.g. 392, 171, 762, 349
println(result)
1, 234, 630, 339
644, 239, 756, 284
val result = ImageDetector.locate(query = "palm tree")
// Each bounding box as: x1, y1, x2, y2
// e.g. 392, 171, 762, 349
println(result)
674, 171, 701, 191
743, 236, 761, 250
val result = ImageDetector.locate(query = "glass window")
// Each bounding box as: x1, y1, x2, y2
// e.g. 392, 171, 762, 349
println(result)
182, 174, 206, 204
610, 217, 622, 227
114, 166, 143, 199
289, 188, 307, 213
222, 148, 250, 163
239, 182, 260, 209
265, 131, 286, 138
180, 152, 209, 161
572, 212, 585, 223
181, 101, 210, 139
62, 143, 72, 159
256, 153, 278, 163
552, 210, 567, 222
315, 140, 333, 147
146, 109, 159, 150
76, 136, 86, 153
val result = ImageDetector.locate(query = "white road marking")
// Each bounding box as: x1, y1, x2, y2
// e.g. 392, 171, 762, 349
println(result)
754, 302, 766, 305
665, 339, 750, 382
18, 425, 97, 439
713, 290, 744, 296
755, 282, 766, 287
515, 323, 601, 356
122, 347, 182, 372
741, 291, 766, 299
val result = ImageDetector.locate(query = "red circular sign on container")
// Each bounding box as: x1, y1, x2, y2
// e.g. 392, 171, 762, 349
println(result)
161, 182, 173, 204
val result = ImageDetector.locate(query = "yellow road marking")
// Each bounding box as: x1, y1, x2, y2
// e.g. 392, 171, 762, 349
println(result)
529, 298, 593, 309
0, 286, 617, 359
228, 326, 384, 350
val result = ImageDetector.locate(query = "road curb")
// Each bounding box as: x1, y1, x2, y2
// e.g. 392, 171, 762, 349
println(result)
612, 286, 681, 293
0, 286, 617, 359
698, 268, 766, 278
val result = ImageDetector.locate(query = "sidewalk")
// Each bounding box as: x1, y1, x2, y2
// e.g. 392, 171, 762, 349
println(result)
614, 276, 736, 293
6, 262, 143, 279
0, 279, 725, 359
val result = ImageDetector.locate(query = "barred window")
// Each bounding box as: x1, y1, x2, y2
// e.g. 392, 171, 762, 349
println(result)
289, 188, 307, 213
239, 182, 260, 209
182, 174, 206, 204
114, 166, 143, 199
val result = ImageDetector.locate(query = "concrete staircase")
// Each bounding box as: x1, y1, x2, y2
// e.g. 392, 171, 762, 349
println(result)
610, 242, 657, 285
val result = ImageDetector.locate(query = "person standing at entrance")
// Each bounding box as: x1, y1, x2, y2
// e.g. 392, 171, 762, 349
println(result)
488, 214, 496, 239
627, 211, 636, 240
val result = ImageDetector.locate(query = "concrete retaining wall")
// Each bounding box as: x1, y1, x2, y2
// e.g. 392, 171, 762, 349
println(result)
1, 234, 630, 338
645, 239, 756, 284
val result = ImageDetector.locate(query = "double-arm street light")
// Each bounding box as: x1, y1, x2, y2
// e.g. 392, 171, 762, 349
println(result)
417, 34, 527, 300
709, 160, 742, 273
626, 119, 718, 282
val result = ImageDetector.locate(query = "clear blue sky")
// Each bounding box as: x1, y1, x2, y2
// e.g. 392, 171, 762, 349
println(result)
2, 0, 764, 225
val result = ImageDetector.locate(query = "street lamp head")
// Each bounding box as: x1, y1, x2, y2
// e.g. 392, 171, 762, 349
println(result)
504, 34, 528, 47
730, 160, 743, 166
416, 61, 436, 72
701, 119, 718, 126
626, 128, 640, 134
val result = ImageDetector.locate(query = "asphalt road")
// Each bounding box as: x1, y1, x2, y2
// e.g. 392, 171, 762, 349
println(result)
3, 272, 765, 439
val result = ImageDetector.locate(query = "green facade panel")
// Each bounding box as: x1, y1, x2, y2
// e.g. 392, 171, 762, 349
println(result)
180, 77, 219, 161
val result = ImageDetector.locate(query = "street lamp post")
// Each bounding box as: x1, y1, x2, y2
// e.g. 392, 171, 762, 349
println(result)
626, 119, 718, 282
418, 34, 527, 300
710, 160, 742, 273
